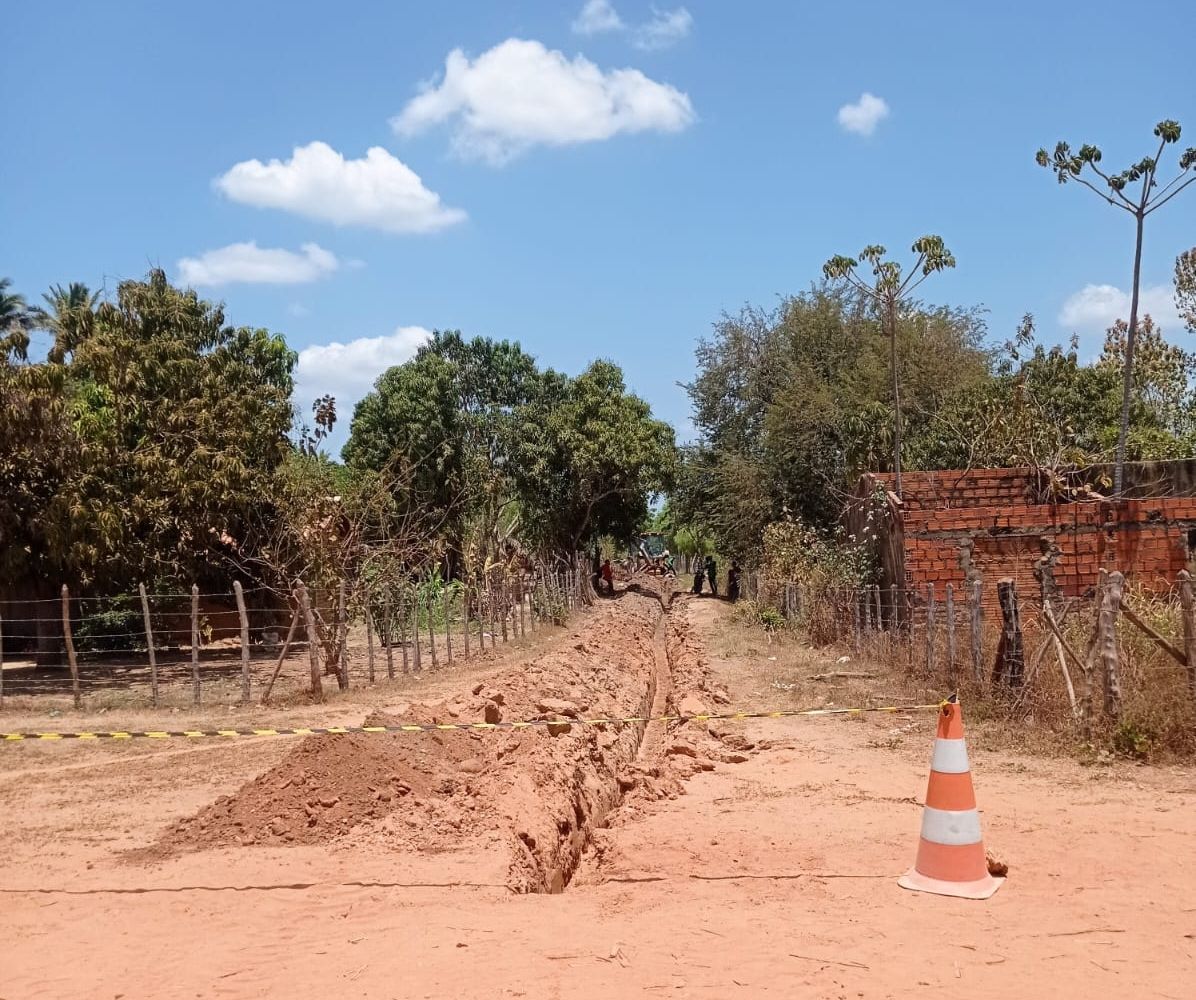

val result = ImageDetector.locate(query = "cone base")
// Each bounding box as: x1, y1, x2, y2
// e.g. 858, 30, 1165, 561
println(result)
898, 868, 1004, 900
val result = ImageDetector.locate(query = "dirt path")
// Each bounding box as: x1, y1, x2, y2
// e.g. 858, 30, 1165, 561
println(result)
1, 591, 1194, 998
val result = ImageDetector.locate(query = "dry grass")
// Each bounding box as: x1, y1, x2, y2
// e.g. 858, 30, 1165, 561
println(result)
723, 594, 1196, 764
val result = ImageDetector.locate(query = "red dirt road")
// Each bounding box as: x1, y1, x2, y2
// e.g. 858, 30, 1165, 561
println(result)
2, 592, 1194, 998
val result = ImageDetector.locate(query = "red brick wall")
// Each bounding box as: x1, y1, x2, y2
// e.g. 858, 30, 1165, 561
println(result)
873, 468, 1196, 605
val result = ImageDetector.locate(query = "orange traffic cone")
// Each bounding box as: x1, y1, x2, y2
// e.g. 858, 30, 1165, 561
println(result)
899, 695, 1003, 899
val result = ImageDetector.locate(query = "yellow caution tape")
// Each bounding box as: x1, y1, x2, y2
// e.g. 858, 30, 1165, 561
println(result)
0, 704, 942, 743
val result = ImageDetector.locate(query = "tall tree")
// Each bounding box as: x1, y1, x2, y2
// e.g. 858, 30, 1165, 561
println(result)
0, 269, 297, 589
31, 282, 99, 362
344, 331, 543, 571
515, 360, 676, 556
1037, 120, 1196, 495
822, 236, 957, 497
684, 286, 988, 555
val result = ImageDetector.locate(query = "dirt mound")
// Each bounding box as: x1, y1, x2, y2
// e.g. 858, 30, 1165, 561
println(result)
150, 586, 671, 891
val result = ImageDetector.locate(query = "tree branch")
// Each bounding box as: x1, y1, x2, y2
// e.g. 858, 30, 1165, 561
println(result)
1144, 174, 1196, 216
1087, 163, 1140, 210
1071, 173, 1134, 212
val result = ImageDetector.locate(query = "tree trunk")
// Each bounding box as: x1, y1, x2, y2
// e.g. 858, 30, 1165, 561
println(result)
887, 296, 903, 498
1114, 213, 1146, 496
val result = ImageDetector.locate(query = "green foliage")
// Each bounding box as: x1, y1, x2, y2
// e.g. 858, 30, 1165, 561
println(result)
762, 517, 874, 590
516, 360, 676, 553
1177, 248, 1196, 334
909, 314, 1196, 474
681, 286, 988, 554
1112, 720, 1155, 760
347, 336, 675, 564
0, 269, 296, 591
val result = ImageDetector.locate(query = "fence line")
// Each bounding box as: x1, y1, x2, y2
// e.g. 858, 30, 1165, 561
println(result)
754, 567, 1196, 735
0, 562, 594, 711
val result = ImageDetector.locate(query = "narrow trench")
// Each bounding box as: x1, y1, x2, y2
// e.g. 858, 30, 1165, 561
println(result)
532, 589, 676, 894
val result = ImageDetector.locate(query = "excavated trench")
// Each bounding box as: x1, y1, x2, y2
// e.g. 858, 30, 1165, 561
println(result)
150, 583, 718, 896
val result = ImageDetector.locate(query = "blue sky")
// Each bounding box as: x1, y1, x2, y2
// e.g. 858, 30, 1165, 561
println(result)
5, 0, 1195, 454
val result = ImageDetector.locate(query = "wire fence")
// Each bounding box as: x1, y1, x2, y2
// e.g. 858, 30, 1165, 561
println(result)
0, 565, 593, 711
741, 566, 1196, 754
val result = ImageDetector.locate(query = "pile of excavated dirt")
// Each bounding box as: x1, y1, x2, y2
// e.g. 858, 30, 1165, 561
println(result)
151, 585, 673, 892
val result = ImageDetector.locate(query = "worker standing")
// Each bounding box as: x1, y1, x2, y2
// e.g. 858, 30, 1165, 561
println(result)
705, 555, 718, 597
727, 560, 742, 602
692, 561, 705, 594
601, 558, 614, 595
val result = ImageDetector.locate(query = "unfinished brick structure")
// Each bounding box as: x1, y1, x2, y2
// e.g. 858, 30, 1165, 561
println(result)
854, 461, 1196, 611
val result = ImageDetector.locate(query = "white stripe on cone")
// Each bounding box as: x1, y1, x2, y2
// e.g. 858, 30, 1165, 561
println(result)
919, 806, 983, 846
930, 737, 971, 774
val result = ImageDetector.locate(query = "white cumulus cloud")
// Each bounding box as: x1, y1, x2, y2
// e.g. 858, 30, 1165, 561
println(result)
633, 7, 693, 50
837, 92, 890, 136
213, 141, 466, 234
1059, 283, 1181, 331
177, 242, 339, 287
294, 326, 432, 421
573, 0, 623, 34
391, 38, 696, 165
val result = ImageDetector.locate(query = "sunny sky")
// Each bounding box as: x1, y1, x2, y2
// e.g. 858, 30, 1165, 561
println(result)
5, 0, 1195, 453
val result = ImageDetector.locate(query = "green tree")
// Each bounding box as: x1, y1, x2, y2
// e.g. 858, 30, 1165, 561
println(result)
822, 236, 957, 497
1177, 247, 1196, 334
2, 269, 297, 589
0, 278, 31, 340
31, 282, 99, 362
910, 313, 1196, 484
345, 331, 542, 571
1037, 120, 1196, 495
683, 286, 987, 555
515, 360, 676, 556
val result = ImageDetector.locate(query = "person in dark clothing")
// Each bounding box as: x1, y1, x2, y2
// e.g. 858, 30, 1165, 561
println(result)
692, 564, 705, 594
705, 555, 718, 597
727, 561, 741, 602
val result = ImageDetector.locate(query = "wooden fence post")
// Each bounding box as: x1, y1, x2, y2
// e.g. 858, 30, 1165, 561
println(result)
499, 575, 509, 643
993, 578, 1024, 688
444, 588, 453, 665
296, 580, 323, 701
851, 593, 861, 653
366, 607, 376, 683
462, 582, 471, 659
0, 608, 5, 708
427, 590, 438, 669
925, 583, 937, 676
872, 585, 881, 632
190, 584, 201, 706
490, 577, 500, 647
411, 591, 422, 671
1098, 570, 1125, 721
336, 580, 349, 690
518, 577, 526, 638
384, 594, 395, 680
139, 583, 159, 708
62, 585, 81, 709
233, 580, 251, 704
970, 578, 983, 684
261, 602, 300, 705
1180, 570, 1196, 699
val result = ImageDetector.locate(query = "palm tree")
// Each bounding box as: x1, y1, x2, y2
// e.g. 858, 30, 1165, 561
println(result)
32, 282, 98, 362
0, 278, 30, 330
0, 277, 32, 359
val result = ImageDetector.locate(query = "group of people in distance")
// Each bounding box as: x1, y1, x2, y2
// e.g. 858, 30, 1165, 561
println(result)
593, 550, 742, 602
692, 555, 741, 602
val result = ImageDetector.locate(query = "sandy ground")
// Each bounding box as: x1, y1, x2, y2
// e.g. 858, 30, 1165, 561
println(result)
1, 590, 1194, 999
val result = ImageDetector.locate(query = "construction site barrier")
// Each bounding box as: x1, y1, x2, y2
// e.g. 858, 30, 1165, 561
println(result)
0, 703, 945, 742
